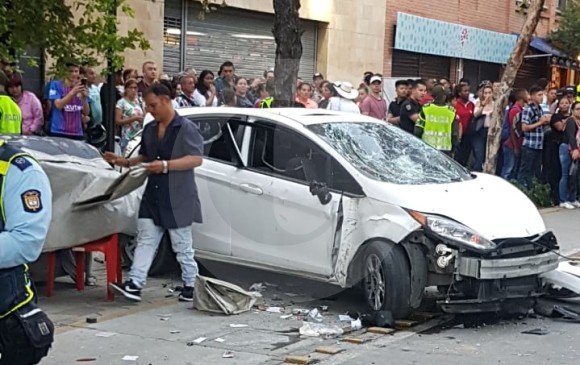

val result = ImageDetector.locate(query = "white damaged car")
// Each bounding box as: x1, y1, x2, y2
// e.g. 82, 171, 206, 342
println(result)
124, 108, 559, 318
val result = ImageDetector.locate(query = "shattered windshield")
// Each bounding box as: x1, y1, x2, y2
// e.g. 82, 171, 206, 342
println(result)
307, 122, 472, 185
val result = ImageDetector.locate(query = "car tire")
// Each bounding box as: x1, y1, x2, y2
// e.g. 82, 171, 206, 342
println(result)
119, 233, 177, 276
361, 241, 412, 319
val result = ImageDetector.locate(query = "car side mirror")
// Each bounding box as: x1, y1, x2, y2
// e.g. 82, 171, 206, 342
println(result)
309, 181, 332, 205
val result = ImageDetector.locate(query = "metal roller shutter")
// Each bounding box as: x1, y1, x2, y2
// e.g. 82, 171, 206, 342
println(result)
419, 54, 450, 80
392, 50, 450, 80
392, 49, 420, 77
163, 0, 316, 80
163, 0, 182, 75
515, 52, 548, 89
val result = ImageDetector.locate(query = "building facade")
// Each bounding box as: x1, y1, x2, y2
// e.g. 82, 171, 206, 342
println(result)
383, 0, 576, 89
118, 0, 387, 85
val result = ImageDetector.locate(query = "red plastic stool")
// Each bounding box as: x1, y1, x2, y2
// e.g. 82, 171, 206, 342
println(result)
46, 234, 122, 301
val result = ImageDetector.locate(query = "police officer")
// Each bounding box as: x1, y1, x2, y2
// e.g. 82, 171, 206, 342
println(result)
0, 139, 53, 365
0, 72, 22, 134
414, 85, 460, 156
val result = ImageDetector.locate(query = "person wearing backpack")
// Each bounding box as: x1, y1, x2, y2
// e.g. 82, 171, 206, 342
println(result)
501, 88, 529, 180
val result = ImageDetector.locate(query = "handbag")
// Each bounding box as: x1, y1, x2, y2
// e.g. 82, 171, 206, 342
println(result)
471, 114, 486, 133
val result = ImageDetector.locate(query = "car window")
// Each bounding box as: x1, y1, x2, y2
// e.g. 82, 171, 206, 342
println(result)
245, 121, 364, 195
186, 116, 243, 165
307, 122, 472, 185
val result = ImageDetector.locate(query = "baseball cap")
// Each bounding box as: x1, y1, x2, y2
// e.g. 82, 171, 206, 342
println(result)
313, 72, 324, 80
370, 76, 382, 84
565, 85, 576, 94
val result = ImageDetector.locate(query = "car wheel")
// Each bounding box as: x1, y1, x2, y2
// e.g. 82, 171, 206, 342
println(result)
362, 241, 411, 319
119, 233, 177, 276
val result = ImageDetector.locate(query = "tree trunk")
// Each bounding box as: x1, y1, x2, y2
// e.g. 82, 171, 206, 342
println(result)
483, 0, 545, 174
272, 0, 303, 107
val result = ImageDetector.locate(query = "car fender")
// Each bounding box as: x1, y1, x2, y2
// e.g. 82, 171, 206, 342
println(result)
331, 197, 420, 287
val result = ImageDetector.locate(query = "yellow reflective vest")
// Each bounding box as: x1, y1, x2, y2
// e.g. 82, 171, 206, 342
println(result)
418, 103, 455, 151
0, 95, 22, 134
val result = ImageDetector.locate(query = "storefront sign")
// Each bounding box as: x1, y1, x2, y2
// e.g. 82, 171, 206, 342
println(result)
394, 13, 517, 64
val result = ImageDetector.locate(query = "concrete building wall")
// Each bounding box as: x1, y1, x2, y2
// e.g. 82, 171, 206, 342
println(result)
383, 0, 562, 76
114, 0, 386, 85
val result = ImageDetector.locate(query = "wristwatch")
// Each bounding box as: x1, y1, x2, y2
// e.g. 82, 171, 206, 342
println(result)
162, 160, 168, 174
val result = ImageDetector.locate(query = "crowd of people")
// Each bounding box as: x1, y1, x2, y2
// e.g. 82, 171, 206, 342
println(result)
0, 59, 579, 209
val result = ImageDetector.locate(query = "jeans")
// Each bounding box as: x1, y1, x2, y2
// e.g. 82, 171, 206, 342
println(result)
559, 143, 575, 203
472, 127, 488, 172
129, 219, 198, 288
517, 146, 543, 188
501, 146, 520, 181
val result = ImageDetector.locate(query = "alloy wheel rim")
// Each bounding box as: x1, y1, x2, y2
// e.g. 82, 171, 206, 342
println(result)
365, 253, 386, 310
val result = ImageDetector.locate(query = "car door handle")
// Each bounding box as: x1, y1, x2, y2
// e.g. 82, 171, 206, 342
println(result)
239, 183, 263, 195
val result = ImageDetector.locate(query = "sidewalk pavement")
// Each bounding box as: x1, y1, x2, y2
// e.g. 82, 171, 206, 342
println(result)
38, 208, 579, 364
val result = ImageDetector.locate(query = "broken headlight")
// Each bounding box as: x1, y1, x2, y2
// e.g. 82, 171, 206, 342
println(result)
409, 211, 496, 253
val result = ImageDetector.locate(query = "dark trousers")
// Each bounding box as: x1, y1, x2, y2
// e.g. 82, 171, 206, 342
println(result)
543, 140, 562, 204
472, 127, 488, 172
517, 146, 543, 188
456, 132, 473, 167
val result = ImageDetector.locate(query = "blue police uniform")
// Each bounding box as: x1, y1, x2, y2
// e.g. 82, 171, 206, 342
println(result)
0, 140, 54, 365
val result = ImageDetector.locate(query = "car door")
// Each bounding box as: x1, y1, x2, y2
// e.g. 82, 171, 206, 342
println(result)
229, 119, 361, 277
187, 114, 245, 256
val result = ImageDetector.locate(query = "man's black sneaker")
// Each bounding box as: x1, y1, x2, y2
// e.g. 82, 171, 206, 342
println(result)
110, 280, 142, 302
178, 286, 194, 302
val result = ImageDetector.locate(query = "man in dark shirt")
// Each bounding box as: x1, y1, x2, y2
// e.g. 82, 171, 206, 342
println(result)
105, 84, 204, 303
387, 79, 408, 126
399, 79, 427, 133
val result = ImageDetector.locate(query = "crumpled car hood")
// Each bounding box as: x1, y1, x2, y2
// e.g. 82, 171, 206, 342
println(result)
366, 173, 546, 240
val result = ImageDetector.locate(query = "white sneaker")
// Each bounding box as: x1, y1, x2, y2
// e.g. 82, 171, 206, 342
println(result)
560, 202, 576, 210
572, 201, 580, 208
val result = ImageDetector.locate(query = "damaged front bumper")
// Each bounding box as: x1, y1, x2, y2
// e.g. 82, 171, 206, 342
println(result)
436, 232, 559, 314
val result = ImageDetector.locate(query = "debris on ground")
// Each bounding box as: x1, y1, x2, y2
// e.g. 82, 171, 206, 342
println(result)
159, 317, 170, 321
192, 337, 207, 344
249, 283, 266, 292
299, 322, 343, 338
266, 306, 285, 313
121, 355, 139, 361
271, 294, 282, 301
75, 358, 97, 362
195, 276, 262, 315
308, 308, 324, 323
338, 314, 355, 322
169, 330, 181, 334
86, 316, 98, 324
350, 318, 362, 330
521, 328, 550, 336
320, 305, 329, 312
280, 314, 293, 319
229, 324, 248, 328
292, 309, 310, 315
350, 310, 394, 328
95, 332, 116, 338
222, 350, 234, 358
214, 338, 225, 343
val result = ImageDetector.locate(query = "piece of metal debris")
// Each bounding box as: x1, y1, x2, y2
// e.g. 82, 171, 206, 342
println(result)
214, 338, 225, 343
229, 324, 248, 328
267, 307, 285, 313
308, 308, 324, 323
222, 350, 234, 358
170, 330, 181, 334
121, 355, 139, 361
193, 337, 207, 344
249, 283, 266, 292
521, 328, 550, 336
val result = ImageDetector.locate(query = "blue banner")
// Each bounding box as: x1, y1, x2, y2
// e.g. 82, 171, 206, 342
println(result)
394, 12, 517, 64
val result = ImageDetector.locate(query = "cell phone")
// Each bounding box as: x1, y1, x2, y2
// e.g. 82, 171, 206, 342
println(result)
80, 78, 87, 87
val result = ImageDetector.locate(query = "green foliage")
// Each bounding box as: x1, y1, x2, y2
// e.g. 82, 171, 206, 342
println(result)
198, 0, 228, 20
549, 0, 580, 57
510, 179, 553, 208
0, 0, 150, 76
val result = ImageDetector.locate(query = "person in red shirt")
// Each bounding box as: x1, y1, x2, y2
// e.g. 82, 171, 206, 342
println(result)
501, 88, 529, 180
454, 83, 475, 166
